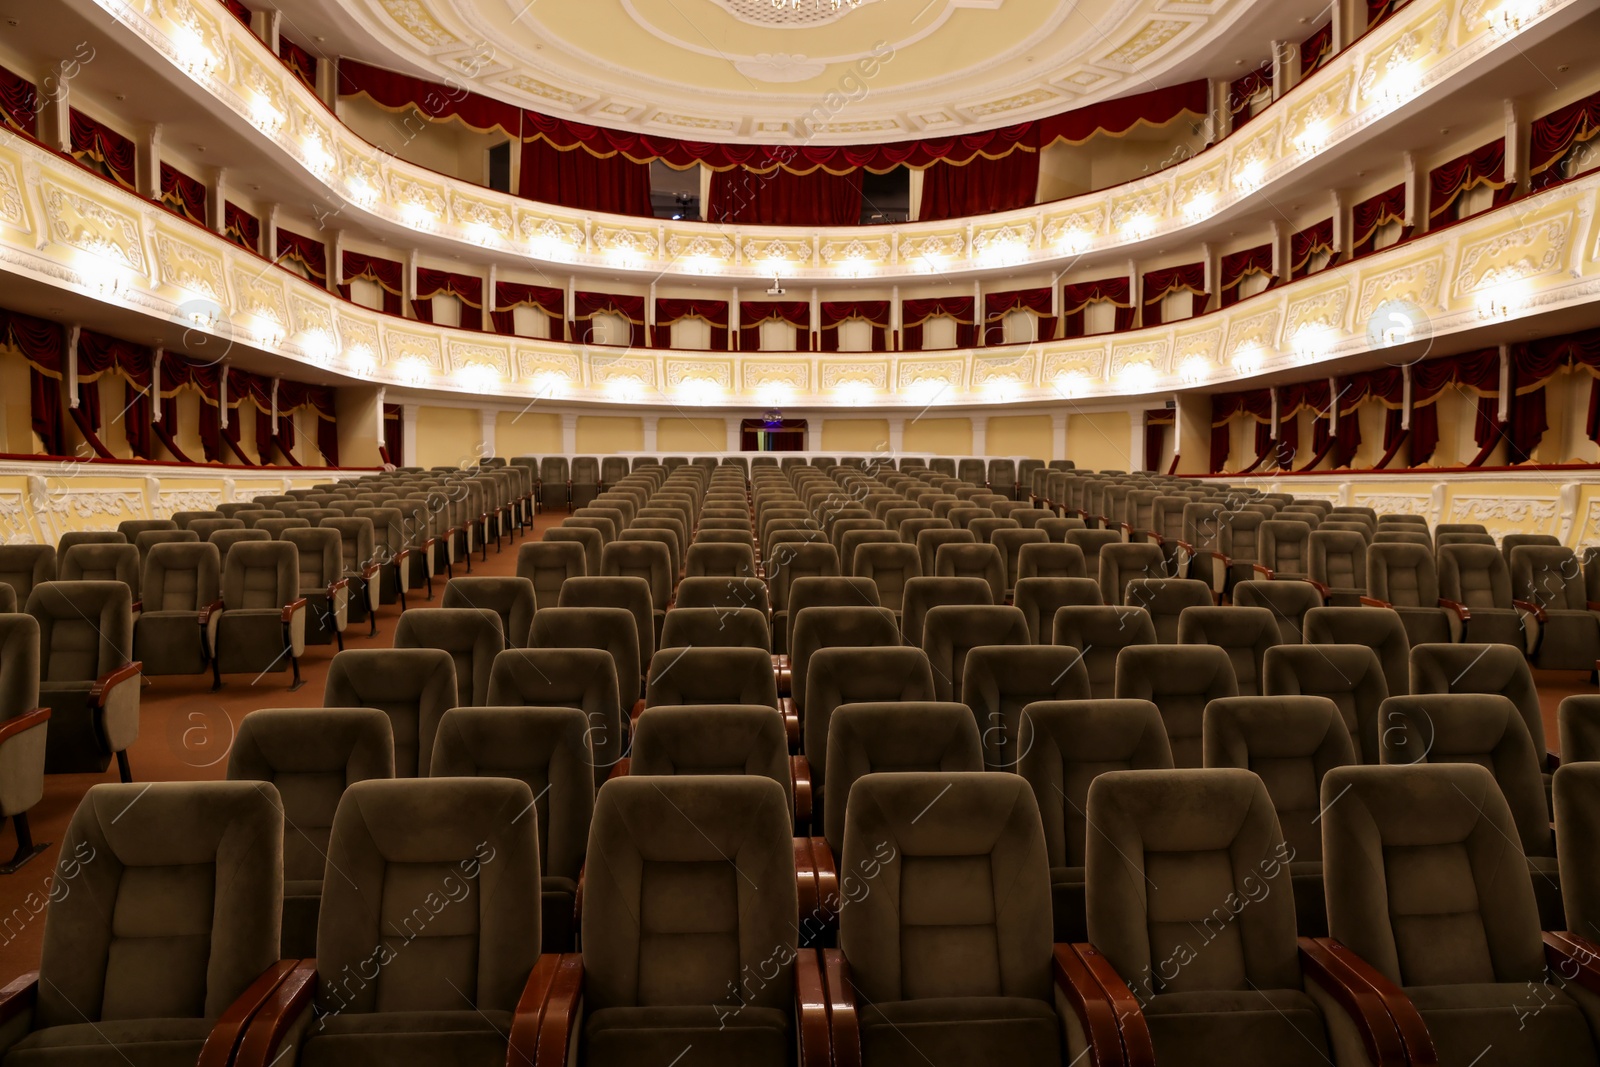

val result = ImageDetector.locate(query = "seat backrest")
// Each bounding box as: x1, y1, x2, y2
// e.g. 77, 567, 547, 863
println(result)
27, 580, 133, 682
660, 605, 767, 650
393, 608, 506, 707
1379, 693, 1552, 857
672, 575, 770, 616
804, 647, 937, 786
1231, 579, 1320, 643
791, 605, 902, 714
921, 604, 1030, 703
1310, 530, 1367, 590
1409, 642, 1546, 766
600, 540, 672, 611
442, 576, 538, 649
118, 519, 179, 542
0, 544, 57, 604
1020, 699, 1172, 870
1509, 544, 1585, 611
1012, 577, 1102, 643
768, 542, 842, 608
59, 543, 141, 596
528, 606, 640, 707
629, 704, 792, 809
840, 772, 1052, 1004
1016, 542, 1086, 580
516, 541, 587, 608
583, 776, 795, 1012
685, 541, 756, 579
915, 528, 977, 577
227, 707, 394, 884
1438, 542, 1514, 610
220, 540, 297, 611
0, 612, 40, 718
1176, 605, 1279, 696
430, 706, 595, 883
1560, 694, 1600, 765
1122, 578, 1212, 643
932, 542, 1006, 604
486, 648, 623, 780
316, 777, 540, 1014
1259, 519, 1312, 577
1202, 696, 1354, 862
853, 542, 921, 610
142, 541, 222, 614
1114, 645, 1238, 768
1321, 763, 1544, 988
1367, 542, 1439, 607
1555, 763, 1600, 938
324, 648, 457, 777
961, 645, 1091, 768
645, 646, 779, 709
556, 576, 656, 682
282, 527, 341, 590
1262, 645, 1388, 765
1052, 605, 1156, 699
1097, 543, 1167, 606
1086, 768, 1301, 1000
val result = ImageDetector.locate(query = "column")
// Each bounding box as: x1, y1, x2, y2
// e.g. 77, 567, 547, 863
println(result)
887, 416, 905, 455
1403, 150, 1426, 236
1127, 259, 1141, 328
325, 225, 343, 295
972, 280, 983, 345
1505, 99, 1528, 196
479, 408, 497, 461
401, 403, 420, 467
647, 281, 658, 346
485, 263, 498, 333
1330, 0, 1348, 52
730, 288, 740, 351
724, 416, 741, 452
404, 250, 419, 318
1208, 79, 1232, 143
36, 63, 70, 151
316, 54, 338, 109
560, 413, 577, 455
565, 277, 577, 342
1270, 40, 1291, 99
1200, 242, 1218, 314
971, 415, 988, 457
207, 167, 227, 235
1269, 219, 1289, 281
1329, 190, 1346, 261
138, 124, 162, 201
250, 8, 282, 52
890, 285, 901, 350
642, 415, 659, 452
810, 289, 820, 353
1052, 413, 1068, 463
333, 385, 385, 468
1129, 409, 1147, 473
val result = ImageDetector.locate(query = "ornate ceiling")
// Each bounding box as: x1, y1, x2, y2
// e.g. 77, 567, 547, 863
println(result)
300, 0, 1321, 142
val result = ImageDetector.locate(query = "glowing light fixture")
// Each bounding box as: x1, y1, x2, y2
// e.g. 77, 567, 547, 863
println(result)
1292, 324, 1336, 364
1052, 370, 1088, 399
604, 375, 645, 402
1179, 355, 1212, 384
456, 362, 499, 394
907, 378, 948, 407
529, 370, 570, 398
1232, 342, 1265, 376
394, 357, 429, 385
1118, 362, 1158, 392
1120, 213, 1155, 240
836, 380, 875, 407
1182, 192, 1217, 222
677, 377, 724, 406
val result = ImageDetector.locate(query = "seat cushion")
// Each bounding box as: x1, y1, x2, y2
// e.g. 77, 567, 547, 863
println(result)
584, 1005, 789, 1067
1406, 983, 1600, 1067
4, 1019, 212, 1067
299, 1010, 512, 1067
859, 996, 1060, 1067
1143, 988, 1329, 1067
133, 613, 206, 676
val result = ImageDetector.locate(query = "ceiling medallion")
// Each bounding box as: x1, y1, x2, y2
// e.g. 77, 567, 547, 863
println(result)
709, 0, 876, 28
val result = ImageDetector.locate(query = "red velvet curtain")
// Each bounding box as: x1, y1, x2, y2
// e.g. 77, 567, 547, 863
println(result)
819, 302, 889, 352
414, 268, 485, 330
1218, 244, 1274, 307
1228, 63, 1273, 126
1351, 184, 1407, 256
653, 299, 728, 350
339, 59, 522, 138
276, 228, 327, 282
3, 310, 66, 456
159, 163, 207, 224
69, 110, 137, 189
1301, 23, 1334, 79
1060, 278, 1134, 337
918, 149, 1040, 221
340, 251, 404, 316
1144, 410, 1174, 472
902, 297, 976, 351
983, 288, 1055, 345
0, 64, 38, 136
224, 202, 260, 253
492, 281, 566, 339
278, 36, 317, 91
222, 0, 251, 26
1290, 219, 1334, 279
1428, 139, 1511, 220
573, 292, 646, 347
1367, 0, 1412, 27
1530, 91, 1600, 192
519, 137, 653, 218
1209, 393, 1249, 472
708, 166, 862, 226
1141, 263, 1206, 326
739, 302, 810, 352
383, 403, 403, 467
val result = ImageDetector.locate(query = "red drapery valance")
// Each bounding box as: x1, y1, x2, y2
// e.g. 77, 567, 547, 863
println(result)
708, 166, 862, 226
652, 299, 728, 350
1351, 183, 1407, 253
491, 282, 566, 339
1301, 23, 1334, 79
519, 137, 653, 218
819, 301, 889, 352
69, 110, 137, 189
1530, 91, 1600, 192
414, 269, 485, 329
1228, 62, 1273, 124
279, 36, 317, 91
983, 288, 1055, 345
3, 309, 67, 456
1428, 138, 1511, 220
918, 149, 1040, 222
340, 251, 404, 316
1290, 219, 1334, 279
574, 292, 647, 347
1218, 244, 1274, 307
902, 297, 976, 351
738, 301, 810, 352
339, 59, 522, 139
1141, 263, 1206, 327
276, 228, 327, 281
1060, 277, 1134, 337
0, 64, 37, 136
224, 202, 260, 253
222, 0, 251, 26
159, 163, 207, 224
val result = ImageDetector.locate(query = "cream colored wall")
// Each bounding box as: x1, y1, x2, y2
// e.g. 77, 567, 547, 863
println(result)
821, 419, 890, 453
903, 416, 971, 455
496, 411, 563, 456
657, 418, 726, 452
988, 414, 1053, 460
335, 387, 385, 468
1066, 410, 1132, 470
576, 415, 644, 452
1173, 394, 1211, 475
414, 406, 481, 468
0, 350, 33, 454
338, 97, 503, 187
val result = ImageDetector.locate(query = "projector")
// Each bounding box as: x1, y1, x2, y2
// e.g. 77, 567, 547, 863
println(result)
766, 276, 786, 296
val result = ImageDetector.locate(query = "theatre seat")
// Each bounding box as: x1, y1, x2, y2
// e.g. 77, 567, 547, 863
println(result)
393, 607, 505, 708
1115, 644, 1238, 768
1559, 694, 1600, 764
1177, 605, 1280, 696
961, 645, 1090, 769
1053, 605, 1156, 699
324, 648, 457, 778
27, 581, 141, 780
0, 614, 47, 873
488, 647, 624, 784
1233, 578, 1322, 643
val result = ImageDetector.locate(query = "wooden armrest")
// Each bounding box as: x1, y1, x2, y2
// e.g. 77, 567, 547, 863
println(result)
326, 578, 350, 596
1209, 551, 1233, 566
90, 662, 143, 705
1298, 938, 1407, 1067
820, 949, 861, 1067
235, 959, 316, 1067
792, 755, 813, 826
1304, 578, 1332, 598
1051, 944, 1134, 1067
359, 562, 382, 580
1587, 601, 1600, 613
607, 757, 631, 781
0, 972, 37, 1029
629, 698, 646, 728
780, 697, 800, 747
197, 599, 226, 625
533, 954, 584, 1067
280, 598, 308, 623
130, 599, 142, 614
1360, 596, 1393, 609
1545, 932, 1600, 998
794, 836, 820, 941
796, 949, 831, 1067
0, 708, 49, 747
1306, 938, 1434, 1065
197, 960, 301, 1067
1515, 599, 1548, 623
507, 953, 563, 1067
812, 837, 839, 927
1438, 597, 1472, 621
1251, 563, 1276, 579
